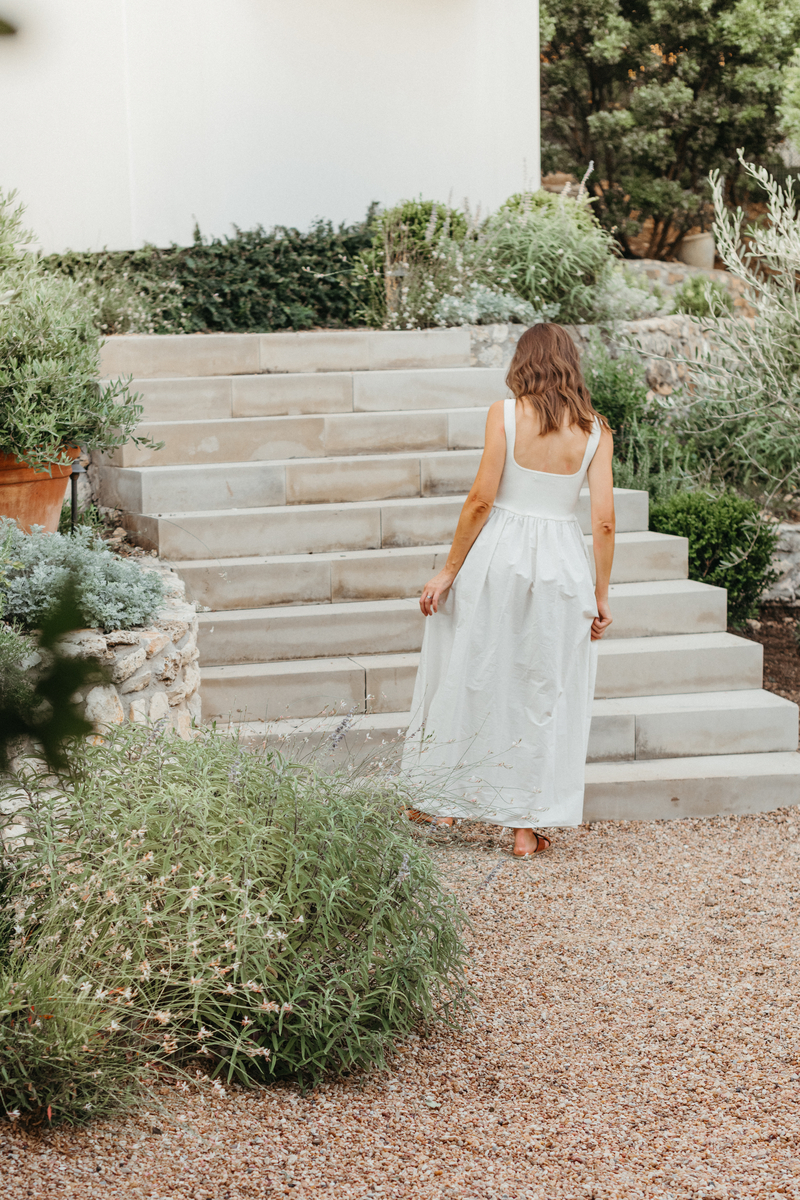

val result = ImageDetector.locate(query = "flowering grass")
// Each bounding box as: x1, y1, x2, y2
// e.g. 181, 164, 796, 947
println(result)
0, 725, 469, 1123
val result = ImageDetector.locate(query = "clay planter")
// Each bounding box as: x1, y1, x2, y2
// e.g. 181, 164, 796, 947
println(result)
0, 449, 79, 534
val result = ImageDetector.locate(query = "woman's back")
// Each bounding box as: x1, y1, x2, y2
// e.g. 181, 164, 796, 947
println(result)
512, 398, 591, 474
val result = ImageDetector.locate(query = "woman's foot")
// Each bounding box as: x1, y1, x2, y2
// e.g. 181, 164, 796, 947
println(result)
512, 830, 551, 857
405, 809, 454, 827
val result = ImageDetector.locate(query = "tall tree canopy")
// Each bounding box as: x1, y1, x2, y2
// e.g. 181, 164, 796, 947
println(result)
540, 0, 800, 257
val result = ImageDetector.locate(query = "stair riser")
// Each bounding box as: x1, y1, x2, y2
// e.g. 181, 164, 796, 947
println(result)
201, 674, 794, 762
197, 587, 726, 666
123, 489, 650, 561
124, 367, 507, 423
201, 639, 762, 719
101, 328, 472, 379
96, 452, 482, 513
110, 409, 488, 468
177, 534, 687, 610
584, 760, 800, 822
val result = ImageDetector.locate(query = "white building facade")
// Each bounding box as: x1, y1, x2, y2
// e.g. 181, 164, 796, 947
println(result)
1, 0, 540, 253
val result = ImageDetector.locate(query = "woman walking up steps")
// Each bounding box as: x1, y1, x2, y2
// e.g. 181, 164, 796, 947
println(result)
402, 324, 615, 855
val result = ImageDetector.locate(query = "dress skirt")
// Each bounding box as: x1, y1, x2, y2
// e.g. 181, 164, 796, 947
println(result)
401, 505, 598, 828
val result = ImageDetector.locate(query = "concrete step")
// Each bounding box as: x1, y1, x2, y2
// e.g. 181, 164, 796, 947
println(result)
107, 407, 489, 468
100, 328, 472, 380
95, 450, 483, 513
228, 689, 799, 767
584, 752, 800, 821
200, 632, 762, 720
119, 367, 507, 423
122, 488, 650, 560
197, 581, 727, 667
176, 531, 688, 610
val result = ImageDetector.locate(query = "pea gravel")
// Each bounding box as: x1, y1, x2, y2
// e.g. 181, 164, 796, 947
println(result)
3, 809, 800, 1199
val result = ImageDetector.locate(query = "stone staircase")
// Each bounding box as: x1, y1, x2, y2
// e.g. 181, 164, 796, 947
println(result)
97, 328, 800, 821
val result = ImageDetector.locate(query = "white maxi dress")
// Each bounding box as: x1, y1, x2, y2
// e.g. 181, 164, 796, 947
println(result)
401, 397, 602, 829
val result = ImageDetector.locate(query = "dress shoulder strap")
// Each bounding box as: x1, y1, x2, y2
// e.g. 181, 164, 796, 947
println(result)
503, 396, 516, 462
579, 416, 603, 475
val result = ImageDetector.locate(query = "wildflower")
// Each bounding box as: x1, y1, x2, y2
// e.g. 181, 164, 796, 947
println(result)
162, 1035, 178, 1054
140, 851, 154, 864
212, 1081, 226, 1098
194, 867, 205, 879
187, 886, 200, 902
190, 976, 203, 988
94, 988, 107, 1001
260, 1000, 279, 1012
222, 982, 236, 995
79, 981, 92, 993
293, 915, 304, 924
244, 980, 263, 993
139, 960, 151, 979
197, 1027, 212, 1041
107, 1020, 122, 1033
241, 1016, 252, 1027
188, 939, 201, 957
143, 915, 154, 927
7, 1110, 20, 1121
122, 948, 132, 961
281, 1003, 294, 1014
74, 917, 85, 929
154, 1011, 172, 1025
248, 1046, 271, 1058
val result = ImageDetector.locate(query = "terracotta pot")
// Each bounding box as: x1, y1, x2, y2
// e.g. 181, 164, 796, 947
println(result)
0, 449, 80, 534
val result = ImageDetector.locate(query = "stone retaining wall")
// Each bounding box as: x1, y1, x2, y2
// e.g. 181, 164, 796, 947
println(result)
764, 525, 800, 606
469, 315, 711, 396
61, 561, 201, 736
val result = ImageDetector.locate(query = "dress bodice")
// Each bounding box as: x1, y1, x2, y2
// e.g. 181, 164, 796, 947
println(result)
493, 396, 602, 520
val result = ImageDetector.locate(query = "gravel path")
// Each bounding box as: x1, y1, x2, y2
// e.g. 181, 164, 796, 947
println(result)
3, 809, 800, 1199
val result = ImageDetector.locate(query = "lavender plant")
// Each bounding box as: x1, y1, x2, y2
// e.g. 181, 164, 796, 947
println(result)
0, 724, 469, 1122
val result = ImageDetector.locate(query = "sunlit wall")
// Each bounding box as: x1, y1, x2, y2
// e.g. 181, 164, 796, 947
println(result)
0, 0, 540, 252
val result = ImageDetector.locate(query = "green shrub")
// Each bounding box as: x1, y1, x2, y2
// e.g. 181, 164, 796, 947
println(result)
42, 213, 377, 336
649, 492, 778, 625
0, 625, 37, 724
0, 726, 468, 1121
672, 275, 733, 319
0, 190, 145, 470
0, 520, 164, 632
480, 191, 616, 324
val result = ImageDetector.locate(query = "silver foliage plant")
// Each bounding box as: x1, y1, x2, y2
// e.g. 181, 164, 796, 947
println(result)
0, 519, 164, 632
676, 154, 800, 504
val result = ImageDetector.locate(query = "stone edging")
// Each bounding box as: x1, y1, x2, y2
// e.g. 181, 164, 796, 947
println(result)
61, 561, 201, 737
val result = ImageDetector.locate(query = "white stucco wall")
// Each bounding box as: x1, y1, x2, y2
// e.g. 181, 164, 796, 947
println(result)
1, 0, 540, 253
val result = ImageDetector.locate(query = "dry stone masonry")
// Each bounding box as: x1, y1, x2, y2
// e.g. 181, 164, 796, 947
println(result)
62, 561, 201, 737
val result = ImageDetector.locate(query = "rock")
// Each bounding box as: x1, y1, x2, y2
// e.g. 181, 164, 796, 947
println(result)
119, 668, 152, 695
59, 630, 110, 660
85, 685, 125, 730
167, 683, 188, 707
156, 618, 189, 643
129, 698, 148, 723
179, 634, 198, 665
188, 692, 202, 722
171, 709, 192, 738
104, 630, 140, 646
111, 645, 147, 684
139, 628, 171, 659
155, 651, 182, 684
149, 692, 169, 723
183, 665, 201, 698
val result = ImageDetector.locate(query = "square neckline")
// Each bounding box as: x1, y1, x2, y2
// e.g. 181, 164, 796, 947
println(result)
507, 397, 599, 478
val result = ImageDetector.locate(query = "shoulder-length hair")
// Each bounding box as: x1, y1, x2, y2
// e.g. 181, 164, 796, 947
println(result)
505, 323, 609, 435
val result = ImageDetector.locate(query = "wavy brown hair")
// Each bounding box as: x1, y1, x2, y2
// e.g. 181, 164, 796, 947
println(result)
505, 323, 609, 435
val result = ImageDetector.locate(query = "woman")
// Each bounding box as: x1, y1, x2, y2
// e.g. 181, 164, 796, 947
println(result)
402, 323, 615, 855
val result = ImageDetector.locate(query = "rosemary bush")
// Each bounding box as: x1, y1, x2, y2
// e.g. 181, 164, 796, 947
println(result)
0, 519, 164, 632
0, 726, 468, 1122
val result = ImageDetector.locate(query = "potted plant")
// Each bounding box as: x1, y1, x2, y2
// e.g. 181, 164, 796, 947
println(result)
0, 190, 151, 532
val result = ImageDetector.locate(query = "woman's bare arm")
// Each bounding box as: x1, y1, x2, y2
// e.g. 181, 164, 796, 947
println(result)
586, 426, 615, 640
419, 401, 507, 615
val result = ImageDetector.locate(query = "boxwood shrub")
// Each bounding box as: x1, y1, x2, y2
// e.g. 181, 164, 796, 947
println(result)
649, 491, 778, 626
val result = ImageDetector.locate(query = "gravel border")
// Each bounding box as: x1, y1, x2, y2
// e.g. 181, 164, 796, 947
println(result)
2, 809, 800, 1198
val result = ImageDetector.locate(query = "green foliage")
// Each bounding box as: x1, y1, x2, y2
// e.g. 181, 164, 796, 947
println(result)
42, 213, 377, 336
0, 577, 105, 774
672, 275, 733, 318
0, 519, 164, 633
650, 492, 778, 625
0, 190, 145, 469
540, 0, 800, 258
584, 339, 687, 501
0, 725, 469, 1120
674, 157, 800, 505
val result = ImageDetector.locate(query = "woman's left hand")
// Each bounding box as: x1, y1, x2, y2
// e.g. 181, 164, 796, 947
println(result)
420, 570, 455, 616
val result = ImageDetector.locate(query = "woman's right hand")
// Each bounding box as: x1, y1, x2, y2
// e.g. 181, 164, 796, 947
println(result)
591, 596, 613, 640
420, 569, 455, 616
